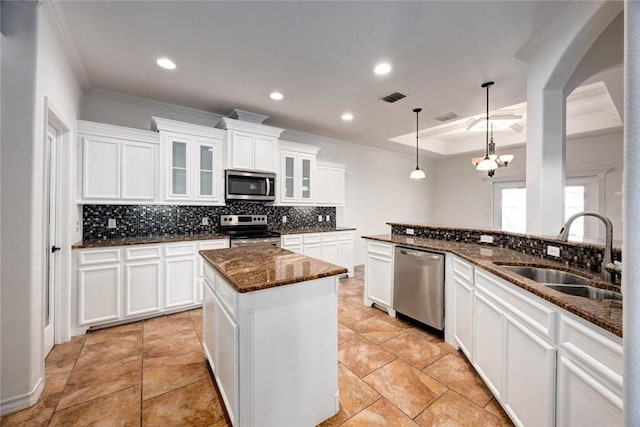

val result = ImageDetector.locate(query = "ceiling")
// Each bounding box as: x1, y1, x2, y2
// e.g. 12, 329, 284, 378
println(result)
56, 1, 619, 155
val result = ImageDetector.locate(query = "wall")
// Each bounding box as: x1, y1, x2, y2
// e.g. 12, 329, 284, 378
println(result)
1, 3, 82, 414
80, 90, 434, 264
430, 131, 624, 241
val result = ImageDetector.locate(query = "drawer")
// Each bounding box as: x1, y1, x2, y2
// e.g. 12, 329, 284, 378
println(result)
78, 248, 121, 266
338, 231, 354, 241
164, 243, 195, 257
125, 245, 161, 261
282, 234, 303, 246
216, 274, 238, 318
367, 241, 393, 257
559, 315, 623, 395
321, 232, 337, 242
199, 239, 229, 250
476, 269, 556, 341
303, 233, 322, 244
452, 256, 473, 285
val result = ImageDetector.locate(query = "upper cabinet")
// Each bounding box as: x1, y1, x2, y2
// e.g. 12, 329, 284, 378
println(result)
79, 120, 159, 203
316, 159, 346, 207
153, 117, 227, 204
216, 117, 284, 172
277, 141, 321, 205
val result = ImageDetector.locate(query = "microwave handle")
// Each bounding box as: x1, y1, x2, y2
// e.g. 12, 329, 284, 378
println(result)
265, 178, 270, 196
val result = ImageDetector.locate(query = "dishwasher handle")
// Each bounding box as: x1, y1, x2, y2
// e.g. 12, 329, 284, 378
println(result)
397, 248, 441, 260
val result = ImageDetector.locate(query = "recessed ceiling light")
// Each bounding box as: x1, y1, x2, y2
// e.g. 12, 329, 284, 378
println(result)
156, 57, 176, 70
341, 113, 354, 121
374, 63, 391, 75
270, 92, 284, 101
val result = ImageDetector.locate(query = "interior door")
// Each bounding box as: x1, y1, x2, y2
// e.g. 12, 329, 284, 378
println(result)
44, 125, 59, 356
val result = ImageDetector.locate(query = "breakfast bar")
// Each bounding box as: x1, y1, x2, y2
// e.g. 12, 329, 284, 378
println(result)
199, 246, 347, 427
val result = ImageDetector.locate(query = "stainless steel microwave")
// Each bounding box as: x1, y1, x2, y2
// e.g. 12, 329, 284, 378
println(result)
225, 170, 276, 201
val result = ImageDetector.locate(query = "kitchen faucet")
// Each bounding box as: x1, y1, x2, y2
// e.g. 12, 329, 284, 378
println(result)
556, 211, 622, 283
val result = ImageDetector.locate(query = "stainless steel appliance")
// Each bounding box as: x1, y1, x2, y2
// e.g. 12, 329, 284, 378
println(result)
220, 214, 281, 247
225, 170, 276, 202
393, 246, 445, 330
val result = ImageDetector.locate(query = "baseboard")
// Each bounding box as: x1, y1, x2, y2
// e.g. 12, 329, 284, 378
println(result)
0, 377, 44, 416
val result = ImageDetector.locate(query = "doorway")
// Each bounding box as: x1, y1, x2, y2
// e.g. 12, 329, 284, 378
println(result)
44, 124, 60, 356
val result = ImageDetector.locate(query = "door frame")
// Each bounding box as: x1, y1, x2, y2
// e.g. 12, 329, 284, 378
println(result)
43, 98, 72, 346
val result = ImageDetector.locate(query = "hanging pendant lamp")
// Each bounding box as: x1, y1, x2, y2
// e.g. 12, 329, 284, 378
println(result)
471, 81, 513, 177
410, 108, 426, 180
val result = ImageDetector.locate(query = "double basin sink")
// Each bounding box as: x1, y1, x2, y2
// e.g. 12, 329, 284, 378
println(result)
500, 265, 622, 301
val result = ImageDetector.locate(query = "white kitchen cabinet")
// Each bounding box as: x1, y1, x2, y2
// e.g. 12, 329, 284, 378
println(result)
473, 290, 505, 399
202, 275, 217, 372
153, 117, 226, 204
337, 231, 354, 277
281, 234, 303, 253
278, 141, 321, 205
79, 121, 158, 203
72, 238, 229, 337
303, 233, 322, 259
321, 233, 338, 264
216, 117, 284, 172
316, 159, 346, 206
201, 259, 339, 426
215, 295, 239, 425
556, 315, 623, 427
451, 256, 474, 359
164, 243, 197, 308
364, 240, 395, 316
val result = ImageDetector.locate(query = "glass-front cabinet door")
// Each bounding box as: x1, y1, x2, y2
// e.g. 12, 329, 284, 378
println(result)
301, 156, 312, 201
281, 152, 297, 202
195, 138, 220, 201
168, 135, 190, 199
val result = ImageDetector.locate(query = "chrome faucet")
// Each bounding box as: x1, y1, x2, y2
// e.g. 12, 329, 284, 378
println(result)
557, 211, 622, 283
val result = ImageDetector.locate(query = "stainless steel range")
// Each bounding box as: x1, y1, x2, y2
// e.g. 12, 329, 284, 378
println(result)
220, 214, 281, 248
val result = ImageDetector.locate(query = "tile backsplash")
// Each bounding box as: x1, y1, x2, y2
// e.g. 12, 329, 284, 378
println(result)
389, 223, 622, 275
83, 204, 336, 240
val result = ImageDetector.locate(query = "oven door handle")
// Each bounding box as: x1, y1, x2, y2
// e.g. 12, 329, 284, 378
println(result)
265, 178, 271, 196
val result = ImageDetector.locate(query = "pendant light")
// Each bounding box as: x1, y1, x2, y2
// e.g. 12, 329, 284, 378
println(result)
410, 108, 426, 180
472, 81, 514, 177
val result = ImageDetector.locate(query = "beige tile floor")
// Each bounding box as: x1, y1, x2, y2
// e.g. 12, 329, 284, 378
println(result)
1, 265, 513, 426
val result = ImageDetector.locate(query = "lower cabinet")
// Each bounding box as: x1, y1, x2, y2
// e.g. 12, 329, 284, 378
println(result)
201, 261, 339, 426
281, 231, 354, 276
72, 238, 229, 336
363, 240, 394, 316
447, 259, 623, 427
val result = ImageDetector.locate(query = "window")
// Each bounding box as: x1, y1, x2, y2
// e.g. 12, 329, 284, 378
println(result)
493, 181, 588, 240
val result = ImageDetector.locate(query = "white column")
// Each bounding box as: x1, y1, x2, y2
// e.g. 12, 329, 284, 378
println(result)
525, 88, 566, 236
624, 1, 640, 424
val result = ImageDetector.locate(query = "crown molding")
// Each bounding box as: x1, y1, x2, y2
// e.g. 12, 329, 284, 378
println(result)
216, 117, 284, 138
151, 116, 226, 139
228, 108, 269, 124
278, 140, 321, 155
41, 0, 90, 89
78, 120, 159, 143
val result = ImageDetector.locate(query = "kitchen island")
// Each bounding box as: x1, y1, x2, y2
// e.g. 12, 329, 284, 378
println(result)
199, 246, 347, 427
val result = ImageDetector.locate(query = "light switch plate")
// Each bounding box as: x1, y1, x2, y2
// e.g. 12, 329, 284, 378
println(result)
107, 218, 117, 229
201, 217, 209, 226
282, 216, 287, 223
318, 215, 323, 222
326, 215, 330, 221
480, 235, 494, 244
406, 228, 415, 235
547, 245, 561, 257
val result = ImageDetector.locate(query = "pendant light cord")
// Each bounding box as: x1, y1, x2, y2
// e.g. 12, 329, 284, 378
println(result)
413, 108, 422, 168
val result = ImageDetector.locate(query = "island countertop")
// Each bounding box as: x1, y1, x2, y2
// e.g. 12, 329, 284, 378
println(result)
200, 246, 348, 293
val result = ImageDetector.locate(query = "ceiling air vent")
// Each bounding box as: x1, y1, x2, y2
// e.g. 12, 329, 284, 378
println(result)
381, 92, 406, 103
434, 112, 458, 122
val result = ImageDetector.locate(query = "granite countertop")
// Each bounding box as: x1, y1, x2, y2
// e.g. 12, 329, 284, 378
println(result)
200, 246, 347, 293
72, 232, 229, 249
363, 234, 622, 337
278, 226, 357, 235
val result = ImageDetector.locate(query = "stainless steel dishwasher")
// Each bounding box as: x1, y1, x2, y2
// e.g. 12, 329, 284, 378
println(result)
393, 247, 445, 330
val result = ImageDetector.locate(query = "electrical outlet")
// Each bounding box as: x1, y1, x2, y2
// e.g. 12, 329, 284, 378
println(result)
406, 228, 415, 235
480, 234, 494, 244
547, 245, 561, 257
107, 218, 117, 229
326, 215, 330, 221
201, 217, 209, 226
282, 215, 287, 223
318, 215, 323, 222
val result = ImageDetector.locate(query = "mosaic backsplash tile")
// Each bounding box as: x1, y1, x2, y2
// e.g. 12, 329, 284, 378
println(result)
83, 203, 336, 240
389, 223, 622, 275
